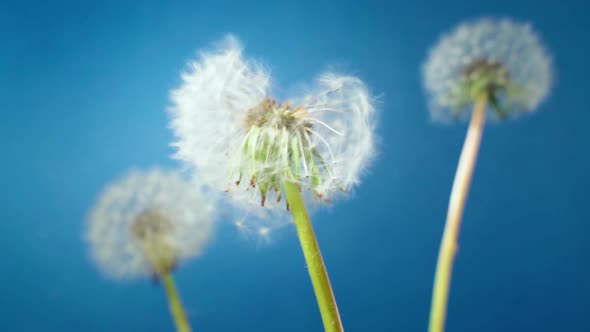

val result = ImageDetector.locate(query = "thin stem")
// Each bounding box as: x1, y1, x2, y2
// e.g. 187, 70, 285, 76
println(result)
284, 181, 344, 332
428, 93, 489, 332
162, 272, 193, 332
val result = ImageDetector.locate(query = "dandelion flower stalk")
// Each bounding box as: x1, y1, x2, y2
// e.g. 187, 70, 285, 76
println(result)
168, 36, 376, 332
162, 273, 192, 332
424, 19, 551, 332
86, 169, 215, 332
233, 97, 347, 331
284, 181, 342, 332
132, 209, 193, 332
429, 92, 487, 332
423, 18, 552, 332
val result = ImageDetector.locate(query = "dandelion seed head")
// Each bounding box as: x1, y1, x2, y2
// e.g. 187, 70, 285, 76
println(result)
168, 35, 377, 220
85, 168, 215, 280
422, 18, 552, 122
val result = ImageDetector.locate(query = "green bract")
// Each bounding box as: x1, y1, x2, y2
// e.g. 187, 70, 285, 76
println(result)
229, 98, 332, 207
449, 59, 531, 119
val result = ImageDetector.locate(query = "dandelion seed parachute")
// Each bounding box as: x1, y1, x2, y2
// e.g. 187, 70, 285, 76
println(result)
168, 35, 377, 224
85, 168, 215, 280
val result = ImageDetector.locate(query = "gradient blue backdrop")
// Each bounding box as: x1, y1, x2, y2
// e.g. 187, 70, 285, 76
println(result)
1, 0, 588, 331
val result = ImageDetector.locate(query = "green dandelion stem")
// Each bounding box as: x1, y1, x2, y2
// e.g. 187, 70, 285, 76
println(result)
162, 272, 193, 332
284, 181, 343, 332
428, 92, 489, 332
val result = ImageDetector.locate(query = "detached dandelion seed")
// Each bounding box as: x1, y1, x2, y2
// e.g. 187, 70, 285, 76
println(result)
168, 35, 377, 332
422, 18, 552, 332
85, 168, 215, 332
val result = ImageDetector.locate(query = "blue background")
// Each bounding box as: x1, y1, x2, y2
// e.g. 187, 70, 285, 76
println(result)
1, 0, 588, 331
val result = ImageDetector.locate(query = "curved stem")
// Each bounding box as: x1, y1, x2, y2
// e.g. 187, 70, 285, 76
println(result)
284, 181, 343, 332
162, 273, 193, 332
428, 93, 489, 332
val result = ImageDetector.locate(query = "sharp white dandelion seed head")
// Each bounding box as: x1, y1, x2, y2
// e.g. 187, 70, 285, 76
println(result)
85, 168, 216, 280
422, 18, 552, 122
168, 35, 377, 219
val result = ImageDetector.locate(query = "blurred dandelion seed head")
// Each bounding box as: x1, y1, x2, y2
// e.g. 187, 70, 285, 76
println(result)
423, 18, 552, 122
86, 168, 215, 280
168, 34, 377, 223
